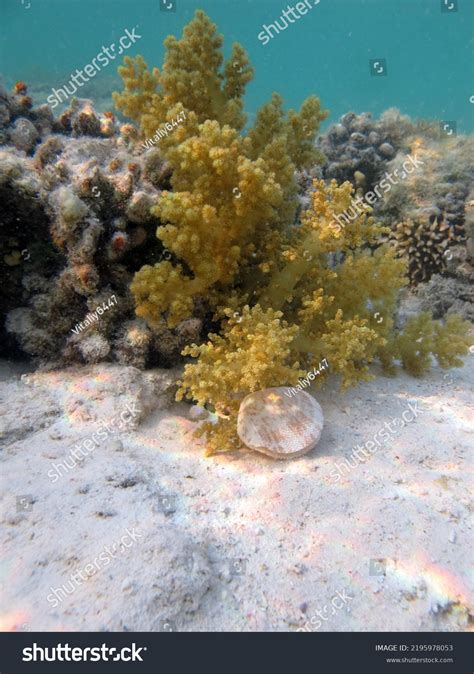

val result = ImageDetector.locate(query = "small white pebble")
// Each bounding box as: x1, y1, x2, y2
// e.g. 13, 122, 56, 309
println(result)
448, 531, 457, 543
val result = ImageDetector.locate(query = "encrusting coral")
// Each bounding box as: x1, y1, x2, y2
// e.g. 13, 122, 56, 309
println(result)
111, 10, 471, 456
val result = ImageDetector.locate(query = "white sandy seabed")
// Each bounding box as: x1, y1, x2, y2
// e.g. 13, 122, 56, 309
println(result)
0, 354, 472, 633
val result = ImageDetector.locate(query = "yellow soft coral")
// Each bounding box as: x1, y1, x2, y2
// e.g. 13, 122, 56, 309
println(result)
116, 11, 471, 456
258, 180, 389, 312
115, 10, 327, 328
177, 178, 470, 452
131, 121, 284, 326
391, 312, 471, 376
112, 55, 161, 128
177, 305, 303, 455
113, 11, 253, 138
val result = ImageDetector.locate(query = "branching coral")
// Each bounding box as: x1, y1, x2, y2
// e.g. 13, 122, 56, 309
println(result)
376, 134, 473, 291
388, 215, 462, 284
113, 11, 471, 456
177, 305, 303, 455
177, 180, 470, 455
114, 11, 328, 328
113, 10, 254, 137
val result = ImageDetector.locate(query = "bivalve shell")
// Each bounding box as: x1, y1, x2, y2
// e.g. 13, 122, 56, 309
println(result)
237, 387, 324, 459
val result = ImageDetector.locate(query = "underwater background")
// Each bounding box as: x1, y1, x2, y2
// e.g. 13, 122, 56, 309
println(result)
1, 0, 473, 132
1, 0, 474, 636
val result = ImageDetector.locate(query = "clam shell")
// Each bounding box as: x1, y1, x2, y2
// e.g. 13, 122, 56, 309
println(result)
237, 387, 324, 459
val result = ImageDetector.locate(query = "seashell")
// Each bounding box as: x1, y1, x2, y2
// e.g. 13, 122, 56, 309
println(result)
237, 387, 324, 460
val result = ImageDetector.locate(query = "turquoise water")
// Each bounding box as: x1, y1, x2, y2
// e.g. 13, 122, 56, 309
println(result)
1, 0, 473, 131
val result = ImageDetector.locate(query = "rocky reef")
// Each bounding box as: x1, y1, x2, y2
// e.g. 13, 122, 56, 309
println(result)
380, 136, 474, 318
415, 188, 474, 322
0, 85, 202, 367
317, 108, 438, 192
317, 109, 474, 319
